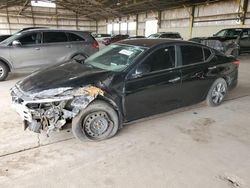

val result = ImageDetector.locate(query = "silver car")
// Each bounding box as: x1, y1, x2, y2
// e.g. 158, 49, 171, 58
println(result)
0, 29, 99, 81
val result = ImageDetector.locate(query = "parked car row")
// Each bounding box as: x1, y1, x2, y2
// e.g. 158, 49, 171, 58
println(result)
94, 32, 183, 46
1, 26, 240, 142
1, 27, 249, 82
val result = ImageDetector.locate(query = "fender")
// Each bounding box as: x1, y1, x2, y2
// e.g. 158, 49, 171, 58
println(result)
0, 57, 12, 71
96, 95, 124, 128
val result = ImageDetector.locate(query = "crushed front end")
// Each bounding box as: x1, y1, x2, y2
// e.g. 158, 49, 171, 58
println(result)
11, 84, 104, 135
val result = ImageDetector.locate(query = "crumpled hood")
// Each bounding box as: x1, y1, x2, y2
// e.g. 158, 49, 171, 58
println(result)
17, 60, 112, 94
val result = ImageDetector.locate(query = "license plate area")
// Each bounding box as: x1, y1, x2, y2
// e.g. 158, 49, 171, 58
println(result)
12, 103, 32, 122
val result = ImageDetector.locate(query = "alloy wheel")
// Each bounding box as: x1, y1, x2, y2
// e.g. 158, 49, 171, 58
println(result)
0, 66, 4, 78
211, 82, 226, 104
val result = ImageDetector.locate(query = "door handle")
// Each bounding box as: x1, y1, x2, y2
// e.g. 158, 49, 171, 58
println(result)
208, 66, 217, 70
66, 45, 72, 48
35, 47, 40, 50
169, 77, 181, 83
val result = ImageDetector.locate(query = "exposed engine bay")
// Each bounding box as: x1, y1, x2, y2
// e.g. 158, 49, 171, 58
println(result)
11, 85, 104, 136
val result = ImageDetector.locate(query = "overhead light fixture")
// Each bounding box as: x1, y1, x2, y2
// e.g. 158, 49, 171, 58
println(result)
31, 0, 56, 8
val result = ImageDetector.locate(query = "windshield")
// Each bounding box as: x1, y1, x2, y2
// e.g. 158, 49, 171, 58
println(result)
214, 29, 242, 37
84, 44, 147, 72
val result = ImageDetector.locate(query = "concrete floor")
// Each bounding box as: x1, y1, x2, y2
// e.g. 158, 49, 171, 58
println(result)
0, 55, 250, 188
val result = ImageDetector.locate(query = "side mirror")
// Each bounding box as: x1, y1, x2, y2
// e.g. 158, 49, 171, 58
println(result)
131, 64, 150, 78
12, 40, 21, 46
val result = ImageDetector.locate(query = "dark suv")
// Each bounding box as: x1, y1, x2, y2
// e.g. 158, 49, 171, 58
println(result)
190, 28, 250, 56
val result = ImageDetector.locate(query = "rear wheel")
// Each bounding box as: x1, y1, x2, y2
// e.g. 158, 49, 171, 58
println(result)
0, 62, 9, 81
72, 100, 119, 142
206, 78, 227, 107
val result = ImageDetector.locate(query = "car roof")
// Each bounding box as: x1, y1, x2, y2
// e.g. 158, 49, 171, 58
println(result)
157, 32, 180, 34
117, 39, 200, 48
220, 28, 250, 30
21, 28, 91, 34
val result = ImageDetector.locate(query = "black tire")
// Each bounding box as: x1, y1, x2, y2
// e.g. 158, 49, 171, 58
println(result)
206, 78, 227, 107
72, 100, 119, 142
0, 62, 9, 81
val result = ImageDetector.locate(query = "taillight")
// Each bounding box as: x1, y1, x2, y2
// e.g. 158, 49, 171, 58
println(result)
92, 41, 99, 49
233, 60, 240, 66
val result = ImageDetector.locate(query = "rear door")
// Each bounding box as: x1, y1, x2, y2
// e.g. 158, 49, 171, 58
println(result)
178, 45, 215, 106
10, 32, 45, 69
42, 31, 74, 66
124, 45, 182, 121
67, 32, 96, 56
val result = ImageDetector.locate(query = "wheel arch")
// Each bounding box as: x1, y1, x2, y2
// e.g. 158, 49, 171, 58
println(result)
95, 95, 123, 128
0, 57, 11, 71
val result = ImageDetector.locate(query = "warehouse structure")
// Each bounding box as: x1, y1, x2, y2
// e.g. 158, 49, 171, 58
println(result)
1, 1, 250, 187
0, 0, 249, 39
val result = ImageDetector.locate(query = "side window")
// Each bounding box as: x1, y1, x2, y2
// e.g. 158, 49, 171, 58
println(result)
43, 32, 68, 43
203, 48, 212, 61
141, 46, 175, 73
180, 45, 204, 66
242, 29, 250, 37
18, 33, 42, 45
68, 33, 84, 41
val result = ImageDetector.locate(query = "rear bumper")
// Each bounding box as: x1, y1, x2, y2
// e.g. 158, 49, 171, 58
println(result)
227, 69, 238, 90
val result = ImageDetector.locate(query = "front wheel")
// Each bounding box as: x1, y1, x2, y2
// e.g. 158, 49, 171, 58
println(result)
0, 62, 9, 81
72, 100, 119, 142
206, 78, 228, 107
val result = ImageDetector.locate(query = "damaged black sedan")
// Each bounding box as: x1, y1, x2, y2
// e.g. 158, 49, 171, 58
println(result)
11, 39, 239, 141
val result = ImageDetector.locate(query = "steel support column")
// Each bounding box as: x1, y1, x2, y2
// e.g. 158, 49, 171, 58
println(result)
238, 0, 249, 26
183, 5, 195, 39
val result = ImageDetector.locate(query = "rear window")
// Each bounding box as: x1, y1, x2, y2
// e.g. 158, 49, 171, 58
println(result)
68, 33, 84, 41
180, 45, 204, 66
43, 32, 68, 43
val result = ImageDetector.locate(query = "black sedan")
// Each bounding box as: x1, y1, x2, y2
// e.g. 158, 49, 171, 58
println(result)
11, 39, 239, 141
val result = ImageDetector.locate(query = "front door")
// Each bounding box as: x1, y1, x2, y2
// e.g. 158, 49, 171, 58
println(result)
124, 45, 182, 121
42, 31, 74, 66
10, 32, 45, 70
